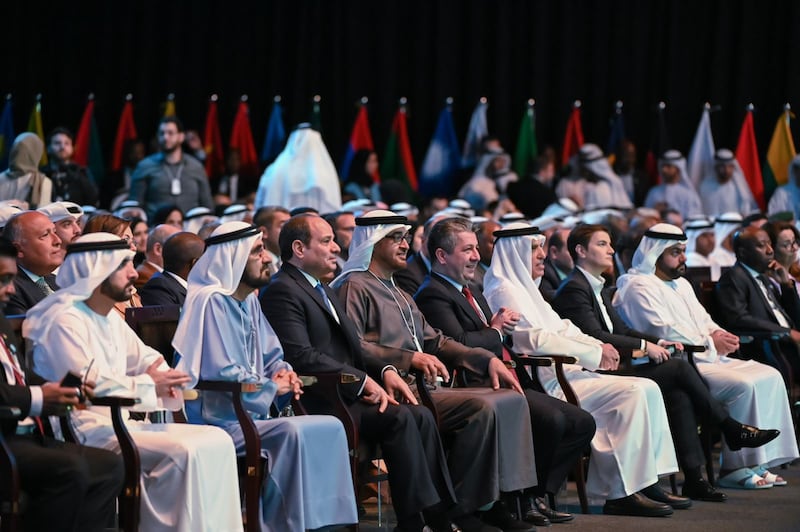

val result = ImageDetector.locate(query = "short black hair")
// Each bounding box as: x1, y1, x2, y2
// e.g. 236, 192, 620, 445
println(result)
159, 115, 185, 133
47, 126, 74, 144
0, 236, 17, 259
567, 224, 608, 263
278, 214, 314, 262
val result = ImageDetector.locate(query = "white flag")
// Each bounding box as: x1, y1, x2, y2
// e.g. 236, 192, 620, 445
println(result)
686, 107, 716, 188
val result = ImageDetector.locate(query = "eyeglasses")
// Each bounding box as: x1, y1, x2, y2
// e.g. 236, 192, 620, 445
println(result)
384, 231, 412, 245
778, 240, 799, 249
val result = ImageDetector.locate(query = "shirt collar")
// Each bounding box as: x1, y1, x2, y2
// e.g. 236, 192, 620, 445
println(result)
576, 265, 606, 293
433, 271, 464, 292
740, 262, 761, 279
297, 267, 323, 288
19, 265, 41, 283
164, 270, 187, 288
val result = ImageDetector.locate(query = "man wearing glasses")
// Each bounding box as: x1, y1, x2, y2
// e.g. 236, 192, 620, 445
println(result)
332, 210, 538, 532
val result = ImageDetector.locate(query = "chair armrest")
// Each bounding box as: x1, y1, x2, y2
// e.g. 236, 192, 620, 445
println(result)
413, 369, 441, 428
195, 380, 263, 491
90, 396, 139, 408
682, 344, 706, 353
736, 331, 789, 344
292, 372, 359, 458
515, 355, 553, 367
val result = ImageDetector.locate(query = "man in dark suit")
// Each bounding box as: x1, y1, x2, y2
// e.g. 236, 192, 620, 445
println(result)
715, 226, 800, 381
260, 214, 463, 532
2, 211, 62, 316
539, 227, 571, 302
0, 235, 124, 531
552, 223, 781, 501
139, 232, 204, 307
473, 219, 501, 293
135, 224, 181, 289
415, 217, 594, 525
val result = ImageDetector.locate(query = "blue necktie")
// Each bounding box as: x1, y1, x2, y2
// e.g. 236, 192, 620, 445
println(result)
315, 282, 335, 317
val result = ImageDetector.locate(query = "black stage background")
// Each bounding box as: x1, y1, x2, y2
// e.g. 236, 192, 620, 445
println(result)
2, 0, 798, 175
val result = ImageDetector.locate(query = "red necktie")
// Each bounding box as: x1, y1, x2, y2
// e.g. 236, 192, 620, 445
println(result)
462, 286, 519, 383
0, 334, 46, 436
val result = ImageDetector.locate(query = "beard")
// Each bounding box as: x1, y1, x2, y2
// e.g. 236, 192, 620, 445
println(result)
241, 267, 271, 289
100, 278, 134, 302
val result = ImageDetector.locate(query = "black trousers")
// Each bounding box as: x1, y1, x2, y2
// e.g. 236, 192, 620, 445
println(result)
348, 401, 457, 521
524, 388, 596, 495
615, 358, 729, 471
7, 434, 124, 532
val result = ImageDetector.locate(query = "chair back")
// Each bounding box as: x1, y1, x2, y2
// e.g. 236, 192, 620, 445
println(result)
125, 305, 181, 366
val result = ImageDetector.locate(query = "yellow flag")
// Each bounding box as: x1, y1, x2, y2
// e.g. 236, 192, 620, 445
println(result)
766, 109, 796, 186
163, 98, 176, 118
26, 100, 47, 165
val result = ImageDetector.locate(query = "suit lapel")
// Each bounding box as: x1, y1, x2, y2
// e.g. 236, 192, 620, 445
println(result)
432, 273, 486, 328
572, 272, 610, 332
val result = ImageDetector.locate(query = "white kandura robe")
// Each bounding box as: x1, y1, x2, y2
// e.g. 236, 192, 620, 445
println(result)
698, 177, 758, 218
613, 274, 800, 469
31, 301, 243, 532
643, 182, 704, 219
484, 280, 678, 500
177, 293, 357, 532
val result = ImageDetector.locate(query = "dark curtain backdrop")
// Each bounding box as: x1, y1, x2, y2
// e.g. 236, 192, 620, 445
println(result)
2, 0, 798, 178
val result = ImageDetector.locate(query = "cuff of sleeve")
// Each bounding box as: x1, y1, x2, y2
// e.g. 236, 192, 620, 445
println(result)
380, 365, 399, 380
28, 385, 43, 417
491, 327, 504, 341
357, 378, 367, 396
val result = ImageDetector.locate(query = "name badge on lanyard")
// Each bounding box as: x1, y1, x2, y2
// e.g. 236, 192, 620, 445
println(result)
167, 163, 184, 196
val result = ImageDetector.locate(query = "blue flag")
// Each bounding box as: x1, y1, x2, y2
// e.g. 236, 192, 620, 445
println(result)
461, 100, 488, 168
0, 99, 14, 170
261, 100, 286, 163
419, 105, 460, 197
606, 108, 626, 159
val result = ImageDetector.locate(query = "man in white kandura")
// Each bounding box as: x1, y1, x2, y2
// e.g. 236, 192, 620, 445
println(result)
173, 221, 357, 531
482, 222, 679, 517
613, 223, 799, 490
26, 232, 243, 532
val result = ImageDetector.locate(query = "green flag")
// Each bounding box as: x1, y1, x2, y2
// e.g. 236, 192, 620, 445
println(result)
513, 102, 537, 177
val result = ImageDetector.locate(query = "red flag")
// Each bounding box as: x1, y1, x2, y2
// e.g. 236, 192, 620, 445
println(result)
203, 97, 225, 180
110, 99, 138, 172
735, 107, 765, 210
381, 103, 418, 192
341, 103, 379, 183
229, 99, 259, 179
73, 99, 95, 166
560, 102, 584, 168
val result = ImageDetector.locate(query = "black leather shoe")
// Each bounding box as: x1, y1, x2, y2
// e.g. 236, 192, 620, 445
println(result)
640, 484, 692, 509
520, 496, 550, 527
602, 493, 673, 517
682, 478, 727, 502
725, 424, 780, 451
480, 501, 537, 531
451, 512, 501, 532
534, 497, 574, 523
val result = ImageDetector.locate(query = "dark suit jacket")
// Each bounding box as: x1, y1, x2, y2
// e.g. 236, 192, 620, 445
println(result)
415, 272, 503, 358
715, 262, 800, 334
551, 269, 658, 357
134, 261, 160, 290
6, 272, 58, 316
394, 252, 429, 296
260, 263, 386, 405
0, 314, 32, 436
539, 258, 565, 302
138, 271, 187, 307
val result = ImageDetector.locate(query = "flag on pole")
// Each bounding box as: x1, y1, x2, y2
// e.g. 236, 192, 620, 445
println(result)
560, 101, 584, 169
340, 99, 378, 183
381, 98, 418, 194
606, 101, 625, 166
735, 105, 765, 210
73, 95, 105, 183
644, 102, 671, 185
163, 94, 176, 117
0, 97, 14, 169
229, 97, 260, 180
310, 95, 323, 133
686, 104, 716, 188
763, 105, 796, 199
27, 95, 47, 165
203, 95, 225, 180
461, 98, 488, 168
419, 99, 460, 198
110, 96, 138, 172
261, 96, 286, 164
513, 99, 538, 177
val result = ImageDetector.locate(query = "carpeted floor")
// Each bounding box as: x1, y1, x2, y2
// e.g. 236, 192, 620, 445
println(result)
355, 461, 800, 531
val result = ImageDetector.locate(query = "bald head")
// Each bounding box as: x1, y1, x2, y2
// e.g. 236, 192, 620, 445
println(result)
162, 232, 205, 280
146, 224, 181, 266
